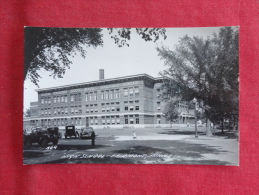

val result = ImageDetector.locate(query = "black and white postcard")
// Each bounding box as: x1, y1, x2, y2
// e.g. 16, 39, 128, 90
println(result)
23, 27, 239, 165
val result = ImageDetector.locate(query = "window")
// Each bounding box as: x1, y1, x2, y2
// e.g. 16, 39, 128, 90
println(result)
129, 87, 134, 97
71, 95, 74, 102
101, 91, 104, 99
106, 108, 110, 112
125, 106, 128, 111
112, 119, 115, 124
94, 92, 97, 100
115, 89, 119, 98
64, 95, 67, 102
85, 93, 88, 101
134, 87, 139, 97
124, 88, 128, 97
136, 118, 139, 124
135, 106, 139, 110
111, 107, 115, 111
54, 108, 57, 115
157, 106, 161, 111
102, 107, 105, 112
110, 90, 114, 99
61, 96, 64, 102
54, 97, 56, 103
57, 96, 60, 103
65, 107, 68, 114
116, 107, 120, 111
130, 106, 134, 111
105, 91, 109, 99
130, 118, 134, 124
89, 92, 93, 101
125, 119, 128, 124
71, 106, 74, 114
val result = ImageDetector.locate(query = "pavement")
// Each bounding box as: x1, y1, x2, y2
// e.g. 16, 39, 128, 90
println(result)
23, 126, 239, 165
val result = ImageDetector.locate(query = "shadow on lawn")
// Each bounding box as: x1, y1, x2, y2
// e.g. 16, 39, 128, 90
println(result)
159, 130, 206, 135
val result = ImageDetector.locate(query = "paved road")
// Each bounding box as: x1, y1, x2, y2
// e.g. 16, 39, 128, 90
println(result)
23, 127, 239, 165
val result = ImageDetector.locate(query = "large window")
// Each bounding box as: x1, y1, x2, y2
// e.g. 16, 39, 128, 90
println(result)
115, 89, 120, 98
134, 87, 139, 97
124, 88, 128, 97
136, 118, 139, 124
129, 87, 134, 97
125, 118, 128, 124
105, 91, 109, 99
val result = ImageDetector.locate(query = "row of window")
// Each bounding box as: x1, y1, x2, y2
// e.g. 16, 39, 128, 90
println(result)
40, 86, 141, 105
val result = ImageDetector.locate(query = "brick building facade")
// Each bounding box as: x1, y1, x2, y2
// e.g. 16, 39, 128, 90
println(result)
24, 70, 194, 130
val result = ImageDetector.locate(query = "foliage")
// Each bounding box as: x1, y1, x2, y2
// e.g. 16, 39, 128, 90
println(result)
163, 100, 179, 123
24, 108, 31, 117
25, 27, 167, 86
24, 27, 103, 86
157, 27, 239, 123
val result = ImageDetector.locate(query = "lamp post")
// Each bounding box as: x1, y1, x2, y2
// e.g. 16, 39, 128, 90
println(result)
193, 98, 198, 138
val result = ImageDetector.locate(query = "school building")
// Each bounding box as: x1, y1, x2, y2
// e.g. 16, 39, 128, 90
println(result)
24, 70, 195, 130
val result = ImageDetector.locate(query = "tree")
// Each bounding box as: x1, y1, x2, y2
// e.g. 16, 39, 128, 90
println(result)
163, 100, 179, 127
157, 27, 239, 131
24, 108, 31, 117
25, 27, 167, 86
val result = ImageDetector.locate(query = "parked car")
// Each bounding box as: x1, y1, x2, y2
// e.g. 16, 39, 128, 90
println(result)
23, 127, 59, 146
80, 127, 96, 145
65, 125, 79, 139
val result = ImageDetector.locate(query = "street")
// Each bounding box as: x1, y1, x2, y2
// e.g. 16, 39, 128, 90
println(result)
23, 127, 239, 165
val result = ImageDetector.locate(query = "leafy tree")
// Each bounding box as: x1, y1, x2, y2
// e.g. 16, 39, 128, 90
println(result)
157, 27, 239, 132
23, 108, 31, 117
163, 100, 179, 126
25, 27, 167, 86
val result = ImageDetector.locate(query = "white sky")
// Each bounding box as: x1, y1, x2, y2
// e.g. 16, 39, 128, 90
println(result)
24, 27, 224, 110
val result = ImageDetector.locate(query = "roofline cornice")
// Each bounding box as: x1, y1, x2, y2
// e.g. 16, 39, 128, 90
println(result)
36, 74, 160, 93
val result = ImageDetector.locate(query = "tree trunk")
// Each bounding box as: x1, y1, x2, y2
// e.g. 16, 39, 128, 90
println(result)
206, 119, 213, 136
221, 118, 224, 134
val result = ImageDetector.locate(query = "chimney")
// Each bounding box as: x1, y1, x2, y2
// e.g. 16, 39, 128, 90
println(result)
99, 69, 104, 80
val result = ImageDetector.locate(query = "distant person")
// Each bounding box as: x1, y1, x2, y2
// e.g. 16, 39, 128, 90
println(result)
133, 130, 137, 139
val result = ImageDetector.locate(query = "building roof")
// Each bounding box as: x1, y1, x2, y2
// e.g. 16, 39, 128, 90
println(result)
35, 73, 165, 93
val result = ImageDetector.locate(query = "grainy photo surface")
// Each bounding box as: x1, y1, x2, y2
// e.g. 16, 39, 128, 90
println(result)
23, 27, 239, 165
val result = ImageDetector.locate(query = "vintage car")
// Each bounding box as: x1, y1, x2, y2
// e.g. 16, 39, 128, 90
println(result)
65, 125, 79, 139
23, 127, 59, 146
80, 127, 96, 145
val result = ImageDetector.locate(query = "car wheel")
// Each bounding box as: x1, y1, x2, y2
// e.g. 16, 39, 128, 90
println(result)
52, 139, 58, 145
24, 140, 32, 146
40, 138, 48, 146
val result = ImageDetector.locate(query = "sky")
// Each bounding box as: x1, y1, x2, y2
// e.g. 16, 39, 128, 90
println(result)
24, 27, 225, 110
